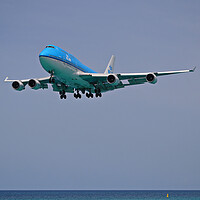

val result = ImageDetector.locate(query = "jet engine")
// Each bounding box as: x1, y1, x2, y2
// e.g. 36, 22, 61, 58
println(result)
28, 79, 41, 90
107, 74, 120, 86
146, 73, 157, 84
12, 81, 25, 91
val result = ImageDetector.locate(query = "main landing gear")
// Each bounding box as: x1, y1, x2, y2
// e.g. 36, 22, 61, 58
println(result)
86, 92, 93, 98
59, 90, 67, 99
72, 89, 102, 99
74, 90, 81, 99
85, 89, 102, 98
95, 88, 102, 98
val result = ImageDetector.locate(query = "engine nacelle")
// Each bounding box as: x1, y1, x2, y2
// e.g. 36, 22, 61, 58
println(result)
12, 81, 25, 91
146, 73, 157, 84
28, 79, 41, 90
107, 74, 120, 86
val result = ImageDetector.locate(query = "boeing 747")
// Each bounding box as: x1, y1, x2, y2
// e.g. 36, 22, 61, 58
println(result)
5, 45, 195, 99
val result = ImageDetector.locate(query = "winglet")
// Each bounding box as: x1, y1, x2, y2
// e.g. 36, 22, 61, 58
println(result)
4, 77, 16, 82
190, 66, 196, 72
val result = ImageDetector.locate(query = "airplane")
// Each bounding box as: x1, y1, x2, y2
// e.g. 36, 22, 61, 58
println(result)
5, 45, 196, 99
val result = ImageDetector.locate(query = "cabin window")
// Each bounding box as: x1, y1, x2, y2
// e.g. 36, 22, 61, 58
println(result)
46, 46, 55, 49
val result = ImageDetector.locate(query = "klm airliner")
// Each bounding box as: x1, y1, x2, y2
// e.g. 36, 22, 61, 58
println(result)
5, 45, 195, 99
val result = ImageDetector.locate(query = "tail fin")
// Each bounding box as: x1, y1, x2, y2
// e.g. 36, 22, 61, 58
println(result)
104, 55, 115, 74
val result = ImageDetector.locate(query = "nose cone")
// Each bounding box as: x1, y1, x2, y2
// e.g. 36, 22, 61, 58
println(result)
39, 45, 58, 58
39, 48, 49, 57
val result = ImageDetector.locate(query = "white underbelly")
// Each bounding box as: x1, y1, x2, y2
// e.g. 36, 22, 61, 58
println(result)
39, 56, 91, 88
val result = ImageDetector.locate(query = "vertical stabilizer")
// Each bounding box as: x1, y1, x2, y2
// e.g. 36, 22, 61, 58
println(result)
104, 55, 115, 74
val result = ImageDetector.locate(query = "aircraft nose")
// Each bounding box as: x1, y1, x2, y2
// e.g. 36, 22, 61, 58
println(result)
39, 49, 48, 57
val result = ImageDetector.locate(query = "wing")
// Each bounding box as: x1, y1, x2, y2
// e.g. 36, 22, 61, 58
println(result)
5, 75, 51, 91
4, 76, 50, 84
4, 76, 51, 91
79, 67, 196, 92
4, 76, 75, 93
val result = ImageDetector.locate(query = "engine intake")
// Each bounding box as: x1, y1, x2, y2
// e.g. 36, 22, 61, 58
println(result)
12, 81, 25, 91
28, 79, 41, 90
107, 74, 120, 86
146, 73, 157, 84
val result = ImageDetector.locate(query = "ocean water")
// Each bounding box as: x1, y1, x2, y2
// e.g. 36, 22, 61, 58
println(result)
0, 190, 200, 200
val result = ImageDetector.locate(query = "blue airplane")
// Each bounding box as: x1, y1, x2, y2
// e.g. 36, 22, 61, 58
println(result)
5, 45, 195, 99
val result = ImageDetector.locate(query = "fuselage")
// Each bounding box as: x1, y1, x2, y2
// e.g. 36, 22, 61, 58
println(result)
39, 45, 96, 88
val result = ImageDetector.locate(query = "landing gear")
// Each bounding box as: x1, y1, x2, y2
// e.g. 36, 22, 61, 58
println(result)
60, 94, 66, 99
74, 90, 81, 99
49, 71, 55, 83
49, 78, 55, 83
95, 88, 102, 98
59, 90, 67, 99
74, 93, 81, 99
86, 92, 93, 98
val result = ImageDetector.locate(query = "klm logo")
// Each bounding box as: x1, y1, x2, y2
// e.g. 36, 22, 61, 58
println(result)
108, 66, 112, 73
66, 54, 71, 62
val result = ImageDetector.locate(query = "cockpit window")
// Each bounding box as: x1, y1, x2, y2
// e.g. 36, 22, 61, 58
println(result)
46, 46, 55, 49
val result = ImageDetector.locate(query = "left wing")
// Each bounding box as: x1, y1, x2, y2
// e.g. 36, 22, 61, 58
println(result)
4, 76, 51, 91
4, 76, 75, 93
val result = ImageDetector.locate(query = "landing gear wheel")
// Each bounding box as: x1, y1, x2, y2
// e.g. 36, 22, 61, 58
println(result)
74, 90, 81, 99
95, 88, 101, 98
59, 90, 66, 99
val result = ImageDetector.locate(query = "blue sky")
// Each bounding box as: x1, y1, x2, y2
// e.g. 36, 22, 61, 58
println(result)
0, 0, 200, 190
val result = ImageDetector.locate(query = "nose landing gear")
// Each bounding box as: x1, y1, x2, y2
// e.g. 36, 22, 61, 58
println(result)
49, 71, 55, 83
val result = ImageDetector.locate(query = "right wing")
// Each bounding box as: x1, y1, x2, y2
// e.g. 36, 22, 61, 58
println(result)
79, 67, 196, 92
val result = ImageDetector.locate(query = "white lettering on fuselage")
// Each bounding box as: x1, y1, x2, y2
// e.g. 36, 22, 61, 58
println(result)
66, 54, 71, 62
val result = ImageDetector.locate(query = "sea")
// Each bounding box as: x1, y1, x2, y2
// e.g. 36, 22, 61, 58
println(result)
0, 190, 200, 200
